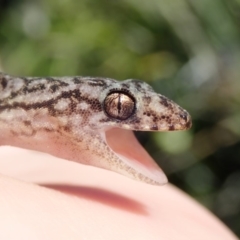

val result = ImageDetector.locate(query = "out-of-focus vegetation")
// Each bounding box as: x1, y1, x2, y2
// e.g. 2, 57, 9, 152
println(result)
0, 0, 240, 236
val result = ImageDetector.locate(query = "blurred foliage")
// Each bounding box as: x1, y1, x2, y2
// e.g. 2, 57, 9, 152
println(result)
0, 0, 240, 236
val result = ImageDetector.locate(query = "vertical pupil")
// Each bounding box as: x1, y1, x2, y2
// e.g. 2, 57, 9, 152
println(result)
117, 94, 121, 115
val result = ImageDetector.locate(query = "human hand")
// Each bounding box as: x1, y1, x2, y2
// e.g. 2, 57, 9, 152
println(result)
0, 146, 237, 240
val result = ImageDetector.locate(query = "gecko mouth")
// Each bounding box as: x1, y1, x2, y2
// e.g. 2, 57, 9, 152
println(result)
104, 127, 168, 185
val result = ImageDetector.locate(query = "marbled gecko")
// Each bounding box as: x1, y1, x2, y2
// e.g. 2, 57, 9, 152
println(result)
0, 72, 191, 185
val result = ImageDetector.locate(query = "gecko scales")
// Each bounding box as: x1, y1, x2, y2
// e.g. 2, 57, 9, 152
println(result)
0, 72, 191, 185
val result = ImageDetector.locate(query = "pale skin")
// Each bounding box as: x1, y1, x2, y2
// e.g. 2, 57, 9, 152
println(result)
0, 73, 237, 239
0, 144, 237, 240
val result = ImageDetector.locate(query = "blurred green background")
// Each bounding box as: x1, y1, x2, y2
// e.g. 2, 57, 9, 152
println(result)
0, 0, 240, 236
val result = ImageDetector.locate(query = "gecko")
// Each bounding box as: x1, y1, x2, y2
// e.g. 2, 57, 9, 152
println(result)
0, 72, 191, 185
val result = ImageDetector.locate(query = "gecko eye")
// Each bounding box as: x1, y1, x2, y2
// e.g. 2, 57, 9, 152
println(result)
104, 91, 135, 120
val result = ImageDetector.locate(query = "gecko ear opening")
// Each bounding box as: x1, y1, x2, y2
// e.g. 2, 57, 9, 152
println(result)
104, 128, 168, 185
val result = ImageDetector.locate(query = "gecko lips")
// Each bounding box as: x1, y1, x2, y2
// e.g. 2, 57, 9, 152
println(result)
104, 128, 168, 185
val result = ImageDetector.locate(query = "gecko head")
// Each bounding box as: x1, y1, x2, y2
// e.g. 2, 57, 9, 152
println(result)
100, 79, 192, 132
86, 78, 192, 185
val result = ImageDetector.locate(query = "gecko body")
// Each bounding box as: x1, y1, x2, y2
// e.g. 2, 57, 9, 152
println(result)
0, 73, 191, 185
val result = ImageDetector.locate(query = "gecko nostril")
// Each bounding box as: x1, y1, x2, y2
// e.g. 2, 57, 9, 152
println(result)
179, 111, 192, 129
179, 112, 188, 121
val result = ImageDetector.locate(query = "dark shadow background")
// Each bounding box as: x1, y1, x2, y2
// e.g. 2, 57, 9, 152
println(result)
0, 0, 239, 236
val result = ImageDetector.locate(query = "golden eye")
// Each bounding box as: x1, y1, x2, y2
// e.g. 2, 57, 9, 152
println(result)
104, 91, 135, 120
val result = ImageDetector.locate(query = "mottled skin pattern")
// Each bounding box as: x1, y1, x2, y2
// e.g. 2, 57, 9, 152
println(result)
0, 73, 191, 185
